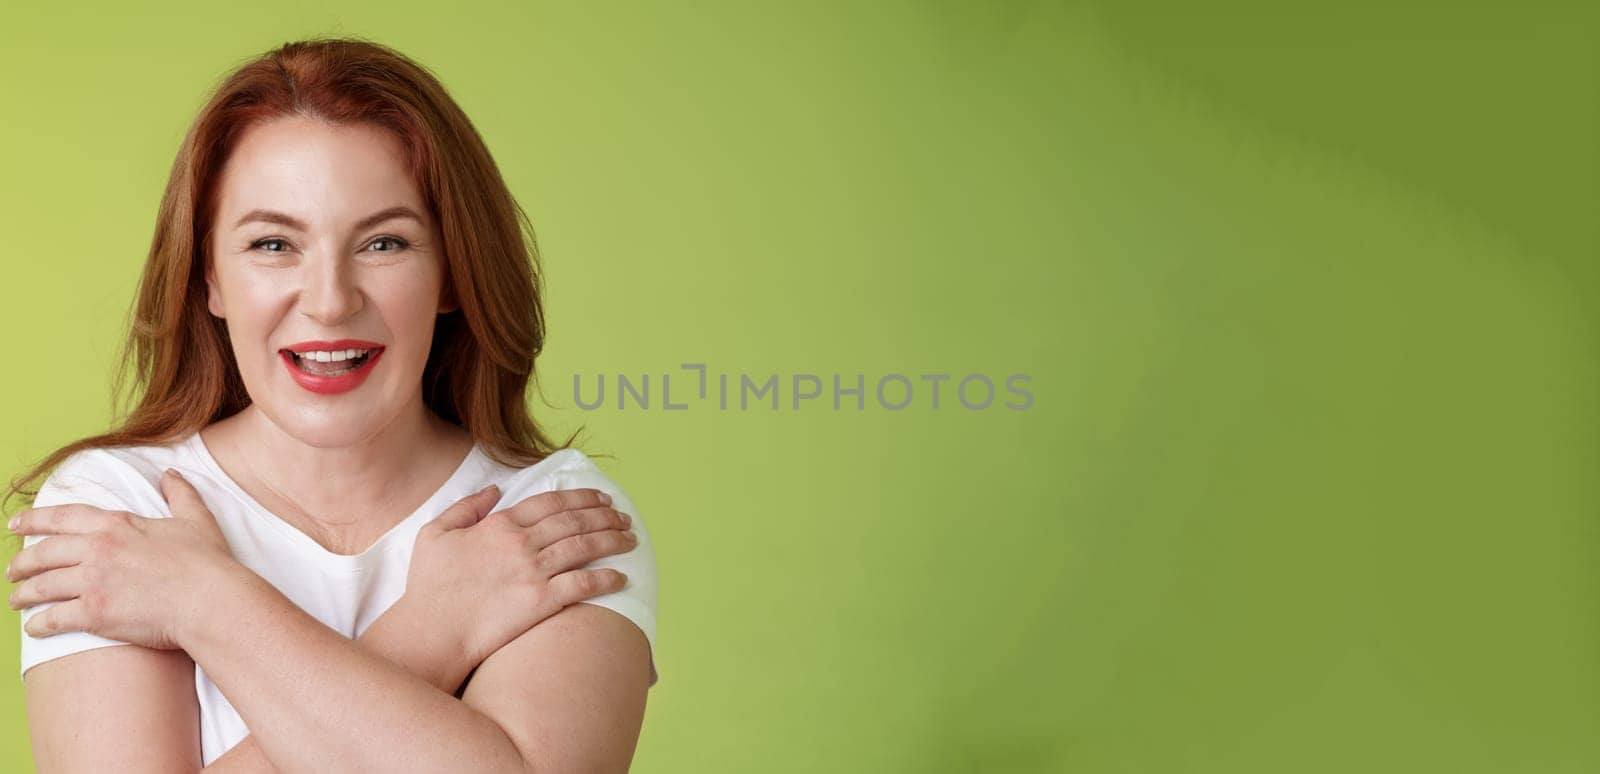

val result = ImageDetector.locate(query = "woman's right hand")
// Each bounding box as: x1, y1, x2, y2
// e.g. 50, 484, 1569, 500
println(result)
405, 484, 637, 668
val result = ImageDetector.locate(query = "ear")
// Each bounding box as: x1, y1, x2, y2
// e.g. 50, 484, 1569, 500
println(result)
205, 261, 225, 318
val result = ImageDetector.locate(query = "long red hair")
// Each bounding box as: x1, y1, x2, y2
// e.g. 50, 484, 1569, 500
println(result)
6, 35, 579, 521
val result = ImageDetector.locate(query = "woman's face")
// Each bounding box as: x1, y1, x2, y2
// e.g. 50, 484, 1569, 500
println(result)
205, 115, 453, 447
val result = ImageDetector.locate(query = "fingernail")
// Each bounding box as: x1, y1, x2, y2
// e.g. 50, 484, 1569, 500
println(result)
482, 484, 500, 496
7, 516, 17, 531
600, 492, 613, 505
163, 468, 177, 480
620, 513, 631, 526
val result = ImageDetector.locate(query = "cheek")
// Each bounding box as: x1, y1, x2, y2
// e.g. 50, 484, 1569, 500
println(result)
368, 275, 445, 339
213, 275, 296, 365
216, 279, 279, 329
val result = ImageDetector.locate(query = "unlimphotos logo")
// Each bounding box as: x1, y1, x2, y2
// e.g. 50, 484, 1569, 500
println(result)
571, 363, 1033, 411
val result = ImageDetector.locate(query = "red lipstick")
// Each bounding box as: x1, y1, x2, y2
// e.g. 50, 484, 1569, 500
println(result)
279, 340, 385, 396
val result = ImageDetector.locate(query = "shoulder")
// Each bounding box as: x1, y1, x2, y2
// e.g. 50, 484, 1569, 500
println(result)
485, 449, 648, 537
33, 441, 185, 517
479, 446, 660, 686
484, 447, 618, 502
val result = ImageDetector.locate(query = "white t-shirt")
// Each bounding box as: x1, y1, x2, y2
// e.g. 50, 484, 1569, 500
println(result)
17, 431, 659, 766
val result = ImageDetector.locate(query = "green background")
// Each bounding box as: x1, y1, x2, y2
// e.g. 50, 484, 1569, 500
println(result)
2, 1, 1596, 771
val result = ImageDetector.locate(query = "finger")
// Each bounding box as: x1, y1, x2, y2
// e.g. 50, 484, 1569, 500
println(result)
22, 598, 88, 638
536, 529, 638, 576
430, 484, 501, 532
527, 507, 631, 551
159, 469, 208, 521
5, 534, 92, 583
547, 568, 628, 605
9, 565, 88, 611
10, 504, 127, 537
502, 488, 613, 528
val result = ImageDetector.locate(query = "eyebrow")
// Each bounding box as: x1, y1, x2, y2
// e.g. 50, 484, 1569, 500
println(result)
231, 205, 425, 232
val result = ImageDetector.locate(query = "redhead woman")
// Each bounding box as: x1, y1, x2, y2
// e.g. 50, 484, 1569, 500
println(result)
2, 37, 658, 772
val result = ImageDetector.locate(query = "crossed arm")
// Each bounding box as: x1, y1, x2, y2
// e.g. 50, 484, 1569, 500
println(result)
23, 564, 651, 772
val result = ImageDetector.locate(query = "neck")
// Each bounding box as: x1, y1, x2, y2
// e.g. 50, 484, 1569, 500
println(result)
206, 394, 468, 529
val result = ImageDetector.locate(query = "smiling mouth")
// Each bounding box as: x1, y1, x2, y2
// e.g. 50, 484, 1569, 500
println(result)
283, 349, 378, 377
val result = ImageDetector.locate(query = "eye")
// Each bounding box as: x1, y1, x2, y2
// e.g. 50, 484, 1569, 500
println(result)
368, 236, 410, 252
251, 238, 290, 253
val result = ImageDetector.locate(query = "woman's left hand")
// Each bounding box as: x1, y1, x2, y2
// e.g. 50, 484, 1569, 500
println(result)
5, 468, 237, 651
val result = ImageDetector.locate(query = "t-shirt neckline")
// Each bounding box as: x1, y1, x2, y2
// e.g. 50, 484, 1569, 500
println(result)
184, 430, 485, 571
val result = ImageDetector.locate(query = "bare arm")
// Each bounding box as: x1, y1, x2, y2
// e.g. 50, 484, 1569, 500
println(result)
461, 601, 652, 773
199, 595, 651, 774
23, 588, 482, 774
201, 592, 478, 772
24, 646, 202, 773
187, 478, 650, 773
179, 563, 539, 772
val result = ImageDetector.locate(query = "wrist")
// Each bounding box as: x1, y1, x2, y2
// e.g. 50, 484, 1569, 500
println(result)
176, 557, 263, 652
369, 593, 479, 694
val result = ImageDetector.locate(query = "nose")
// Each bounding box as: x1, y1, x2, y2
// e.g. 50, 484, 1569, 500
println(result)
298, 254, 364, 325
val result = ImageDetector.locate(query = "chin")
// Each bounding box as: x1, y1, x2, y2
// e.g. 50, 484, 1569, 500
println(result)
284, 420, 384, 449
255, 398, 393, 449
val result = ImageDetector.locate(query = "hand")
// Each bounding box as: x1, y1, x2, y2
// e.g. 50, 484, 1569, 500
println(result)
6, 468, 238, 650
405, 484, 637, 667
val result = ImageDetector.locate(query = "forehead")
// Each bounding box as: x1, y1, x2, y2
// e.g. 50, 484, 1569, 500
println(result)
214, 116, 425, 225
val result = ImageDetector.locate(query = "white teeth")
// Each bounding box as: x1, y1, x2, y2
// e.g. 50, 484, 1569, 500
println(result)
294, 349, 371, 363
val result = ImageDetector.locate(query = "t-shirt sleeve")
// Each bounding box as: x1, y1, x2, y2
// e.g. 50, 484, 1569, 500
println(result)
17, 450, 170, 682
492, 450, 661, 687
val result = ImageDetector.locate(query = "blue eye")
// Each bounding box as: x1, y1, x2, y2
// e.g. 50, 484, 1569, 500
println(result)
370, 236, 410, 252
247, 237, 410, 254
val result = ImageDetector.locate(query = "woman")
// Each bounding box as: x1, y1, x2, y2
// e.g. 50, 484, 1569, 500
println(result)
2, 37, 658, 771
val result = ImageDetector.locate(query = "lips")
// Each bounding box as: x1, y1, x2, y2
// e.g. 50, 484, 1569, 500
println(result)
279, 343, 386, 396
280, 338, 384, 354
